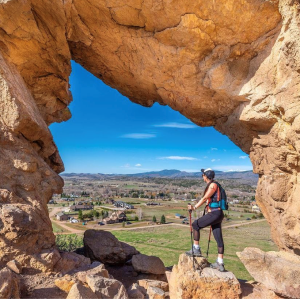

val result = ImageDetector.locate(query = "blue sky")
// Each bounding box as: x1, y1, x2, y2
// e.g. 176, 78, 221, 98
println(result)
49, 62, 252, 174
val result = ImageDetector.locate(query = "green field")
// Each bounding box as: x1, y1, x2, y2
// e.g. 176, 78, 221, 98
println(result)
52, 222, 69, 233
112, 220, 277, 280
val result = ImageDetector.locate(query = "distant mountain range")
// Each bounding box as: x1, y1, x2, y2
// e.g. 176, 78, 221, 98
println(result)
62, 169, 258, 181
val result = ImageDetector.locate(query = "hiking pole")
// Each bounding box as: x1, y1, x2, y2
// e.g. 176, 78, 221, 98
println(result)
188, 203, 195, 271
206, 226, 212, 258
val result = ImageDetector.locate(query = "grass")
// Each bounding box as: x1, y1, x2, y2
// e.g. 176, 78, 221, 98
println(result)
112, 220, 277, 280
52, 222, 69, 233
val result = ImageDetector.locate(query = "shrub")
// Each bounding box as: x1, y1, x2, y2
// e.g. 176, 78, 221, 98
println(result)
161, 215, 166, 224
251, 215, 257, 219
134, 216, 139, 221
152, 216, 157, 223
56, 234, 83, 252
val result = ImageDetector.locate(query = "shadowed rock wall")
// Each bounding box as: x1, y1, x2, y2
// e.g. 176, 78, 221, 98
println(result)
0, 0, 299, 268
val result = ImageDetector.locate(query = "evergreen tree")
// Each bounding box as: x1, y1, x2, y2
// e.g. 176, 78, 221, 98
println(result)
160, 215, 166, 224
78, 210, 83, 221
152, 215, 157, 223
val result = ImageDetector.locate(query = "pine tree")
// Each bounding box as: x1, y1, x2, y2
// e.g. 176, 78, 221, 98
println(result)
78, 210, 83, 221
152, 215, 157, 223
161, 215, 166, 224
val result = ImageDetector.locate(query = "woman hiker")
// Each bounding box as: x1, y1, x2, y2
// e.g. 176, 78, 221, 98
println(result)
186, 168, 225, 272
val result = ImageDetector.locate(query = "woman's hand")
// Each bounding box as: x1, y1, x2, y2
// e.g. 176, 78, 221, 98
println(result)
188, 204, 195, 211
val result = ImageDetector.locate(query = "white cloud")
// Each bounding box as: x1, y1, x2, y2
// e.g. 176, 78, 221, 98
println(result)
121, 133, 156, 139
203, 156, 208, 159
239, 156, 248, 159
135, 164, 142, 167
153, 122, 197, 129
211, 148, 218, 151
158, 156, 199, 161
211, 159, 221, 162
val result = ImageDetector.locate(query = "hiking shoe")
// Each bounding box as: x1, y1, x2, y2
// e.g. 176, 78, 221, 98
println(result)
210, 260, 225, 272
185, 247, 202, 257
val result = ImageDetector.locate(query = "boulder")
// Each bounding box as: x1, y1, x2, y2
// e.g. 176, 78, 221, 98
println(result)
138, 279, 168, 292
169, 253, 241, 299
54, 275, 77, 293
147, 286, 165, 299
54, 252, 91, 274
120, 242, 140, 261
0, 267, 20, 299
127, 283, 146, 299
6, 260, 22, 274
76, 263, 109, 283
237, 247, 300, 299
67, 282, 98, 299
86, 274, 128, 299
132, 254, 165, 275
84, 230, 138, 264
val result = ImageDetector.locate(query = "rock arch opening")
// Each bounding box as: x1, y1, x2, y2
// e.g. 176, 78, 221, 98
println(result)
0, 0, 299, 271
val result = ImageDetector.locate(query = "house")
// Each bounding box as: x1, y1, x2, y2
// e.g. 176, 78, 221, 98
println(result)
69, 217, 79, 223
252, 205, 261, 212
103, 211, 127, 224
70, 204, 94, 211
56, 212, 69, 221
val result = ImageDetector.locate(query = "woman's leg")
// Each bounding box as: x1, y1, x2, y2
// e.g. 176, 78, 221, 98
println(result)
211, 222, 224, 256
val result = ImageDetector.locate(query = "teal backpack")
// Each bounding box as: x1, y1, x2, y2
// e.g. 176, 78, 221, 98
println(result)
208, 181, 229, 210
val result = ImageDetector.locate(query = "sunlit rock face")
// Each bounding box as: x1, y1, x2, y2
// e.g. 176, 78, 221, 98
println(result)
0, 0, 299, 268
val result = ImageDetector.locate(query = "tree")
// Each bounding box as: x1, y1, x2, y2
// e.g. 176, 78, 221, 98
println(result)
134, 216, 139, 221
152, 215, 157, 223
137, 207, 143, 221
161, 215, 166, 224
78, 210, 83, 221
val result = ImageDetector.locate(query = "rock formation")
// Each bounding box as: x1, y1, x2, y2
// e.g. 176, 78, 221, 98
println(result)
237, 247, 300, 299
0, 0, 299, 268
169, 253, 242, 299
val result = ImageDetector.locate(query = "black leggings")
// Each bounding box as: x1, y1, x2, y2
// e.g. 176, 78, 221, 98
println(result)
192, 210, 224, 254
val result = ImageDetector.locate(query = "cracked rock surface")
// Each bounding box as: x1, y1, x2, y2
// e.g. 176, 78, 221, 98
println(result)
0, 0, 299, 269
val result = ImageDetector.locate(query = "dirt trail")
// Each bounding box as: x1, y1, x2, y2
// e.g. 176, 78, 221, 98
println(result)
49, 207, 83, 234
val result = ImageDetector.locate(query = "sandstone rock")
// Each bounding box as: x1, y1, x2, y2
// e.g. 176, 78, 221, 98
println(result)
147, 286, 165, 299
0, 267, 20, 299
132, 254, 165, 275
237, 247, 300, 299
0, 0, 299, 273
169, 254, 241, 299
138, 279, 168, 292
86, 274, 128, 299
76, 263, 109, 283
66, 282, 98, 299
6, 260, 22, 274
240, 280, 284, 299
84, 230, 138, 264
127, 283, 146, 299
55, 275, 77, 293
54, 251, 91, 274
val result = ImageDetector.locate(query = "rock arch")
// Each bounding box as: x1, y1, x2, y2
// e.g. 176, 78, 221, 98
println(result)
0, 0, 299, 269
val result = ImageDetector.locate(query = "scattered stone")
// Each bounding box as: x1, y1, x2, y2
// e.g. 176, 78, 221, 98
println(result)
76, 263, 109, 283
132, 254, 165, 275
84, 230, 138, 265
0, 267, 20, 299
54, 274, 76, 293
147, 286, 165, 299
86, 274, 128, 299
54, 251, 91, 274
237, 247, 300, 299
7, 260, 22, 274
66, 282, 98, 299
127, 283, 146, 299
138, 279, 168, 292
169, 253, 241, 299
